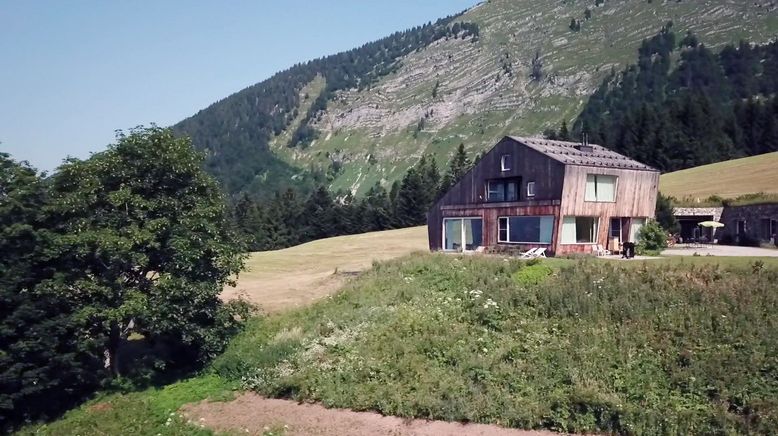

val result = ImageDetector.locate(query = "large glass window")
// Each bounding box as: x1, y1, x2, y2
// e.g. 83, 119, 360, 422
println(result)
486, 178, 520, 202
630, 218, 646, 243
444, 218, 483, 251
585, 174, 617, 202
561, 216, 599, 244
498, 216, 554, 244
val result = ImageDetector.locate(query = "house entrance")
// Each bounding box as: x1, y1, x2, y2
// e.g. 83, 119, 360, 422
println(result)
443, 218, 483, 252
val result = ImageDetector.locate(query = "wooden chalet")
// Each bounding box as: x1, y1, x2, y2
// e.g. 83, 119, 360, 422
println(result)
427, 136, 660, 256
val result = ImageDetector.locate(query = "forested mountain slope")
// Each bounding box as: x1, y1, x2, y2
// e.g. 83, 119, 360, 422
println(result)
174, 0, 778, 198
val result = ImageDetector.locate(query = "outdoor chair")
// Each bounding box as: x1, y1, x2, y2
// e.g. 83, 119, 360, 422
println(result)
521, 247, 547, 259
594, 244, 611, 256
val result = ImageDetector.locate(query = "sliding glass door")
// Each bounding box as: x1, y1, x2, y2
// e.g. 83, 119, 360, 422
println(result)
443, 218, 483, 252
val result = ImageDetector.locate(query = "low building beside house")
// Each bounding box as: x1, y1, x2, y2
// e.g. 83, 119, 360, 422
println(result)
427, 136, 660, 256
672, 204, 778, 246
719, 203, 778, 245
673, 207, 724, 242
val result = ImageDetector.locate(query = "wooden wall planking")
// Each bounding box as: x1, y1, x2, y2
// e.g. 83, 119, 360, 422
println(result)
556, 165, 659, 251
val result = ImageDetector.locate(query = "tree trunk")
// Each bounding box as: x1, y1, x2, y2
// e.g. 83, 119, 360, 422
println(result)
104, 324, 121, 378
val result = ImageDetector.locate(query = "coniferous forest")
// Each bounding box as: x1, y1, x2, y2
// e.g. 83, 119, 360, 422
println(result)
233, 144, 476, 251
573, 23, 778, 172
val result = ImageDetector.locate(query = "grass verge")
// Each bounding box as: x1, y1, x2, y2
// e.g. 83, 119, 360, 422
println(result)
17, 375, 235, 436
213, 253, 778, 435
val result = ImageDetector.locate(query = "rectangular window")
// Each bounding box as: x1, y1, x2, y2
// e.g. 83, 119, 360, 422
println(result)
610, 218, 622, 239
501, 154, 511, 171
630, 218, 646, 243
487, 180, 504, 202
561, 216, 599, 244
498, 216, 554, 244
526, 181, 535, 197
444, 218, 483, 252
584, 174, 617, 202
486, 178, 520, 202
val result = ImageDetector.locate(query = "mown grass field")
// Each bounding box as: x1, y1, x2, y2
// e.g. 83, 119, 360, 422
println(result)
21, 253, 778, 435
659, 152, 778, 200
223, 226, 429, 312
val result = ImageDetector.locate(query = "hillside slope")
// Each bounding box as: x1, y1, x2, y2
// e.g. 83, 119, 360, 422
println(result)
660, 151, 778, 200
176, 0, 778, 197
224, 226, 428, 312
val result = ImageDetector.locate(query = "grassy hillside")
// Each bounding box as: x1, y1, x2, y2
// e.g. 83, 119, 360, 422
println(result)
660, 152, 778, 200
224, 226, 428, 313
281, 0, 778, 195
215, 254, 778, 434
21, 254, 778, 435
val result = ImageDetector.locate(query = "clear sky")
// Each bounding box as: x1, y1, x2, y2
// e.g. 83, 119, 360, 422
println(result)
1, 0, 478, 172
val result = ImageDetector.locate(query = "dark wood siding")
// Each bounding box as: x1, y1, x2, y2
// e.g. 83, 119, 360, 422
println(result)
427, 136, 660, 255
428, 137, 566, 250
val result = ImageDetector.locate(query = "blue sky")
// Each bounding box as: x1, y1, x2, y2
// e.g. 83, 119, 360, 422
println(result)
0, 0, 478, 172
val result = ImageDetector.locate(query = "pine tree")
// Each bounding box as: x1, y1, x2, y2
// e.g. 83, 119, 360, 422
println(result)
419, 155, 441, 208
301, 185, 336, 241
364, 182, 393, 231
394, 167, 426, 227
558, 121, 571, 141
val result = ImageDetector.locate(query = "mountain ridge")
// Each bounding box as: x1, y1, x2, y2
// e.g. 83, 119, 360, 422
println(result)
174, 0, 778, 198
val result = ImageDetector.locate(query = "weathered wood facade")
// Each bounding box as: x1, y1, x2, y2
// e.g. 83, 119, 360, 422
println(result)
428, 136, 660, 256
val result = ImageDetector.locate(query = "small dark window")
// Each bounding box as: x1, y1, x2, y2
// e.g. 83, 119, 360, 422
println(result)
486, 178, 520, 202
526, 181, 535, 197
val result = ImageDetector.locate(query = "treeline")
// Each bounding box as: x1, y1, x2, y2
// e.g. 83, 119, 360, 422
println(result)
0, 127, 250, 431
234, 144, 475, 251
573, 23, 778, 172
174, 13, 478, 198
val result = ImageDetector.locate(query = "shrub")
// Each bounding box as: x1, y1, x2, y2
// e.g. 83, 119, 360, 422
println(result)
636, 220, 668, 254
512, 262, 553, 287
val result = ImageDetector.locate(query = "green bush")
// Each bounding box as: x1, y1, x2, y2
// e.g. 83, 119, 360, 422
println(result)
214, 254, 778, 435
637, 220, 668, 254
512, 262, 553, 287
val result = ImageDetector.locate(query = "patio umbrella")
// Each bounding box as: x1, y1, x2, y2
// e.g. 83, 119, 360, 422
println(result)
698, 221, 724, 228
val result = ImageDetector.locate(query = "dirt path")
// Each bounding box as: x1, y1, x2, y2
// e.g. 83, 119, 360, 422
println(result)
182, 393, 564, 436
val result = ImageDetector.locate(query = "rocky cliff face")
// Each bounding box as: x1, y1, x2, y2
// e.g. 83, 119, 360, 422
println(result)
187, 0, 778, 197
269, 0, 777, 196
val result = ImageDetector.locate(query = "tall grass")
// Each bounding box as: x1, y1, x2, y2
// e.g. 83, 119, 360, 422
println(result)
214, 253, 778, 435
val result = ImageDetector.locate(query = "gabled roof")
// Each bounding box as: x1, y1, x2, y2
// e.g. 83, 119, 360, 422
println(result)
507, 136, 658, 172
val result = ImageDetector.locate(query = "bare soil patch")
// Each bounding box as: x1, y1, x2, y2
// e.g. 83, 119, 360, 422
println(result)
182, 392, 564, 436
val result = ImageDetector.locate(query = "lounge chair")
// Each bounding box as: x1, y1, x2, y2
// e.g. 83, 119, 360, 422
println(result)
521, 247, 547, 259
532, 247, 547, 258
519, 247, 539, 258
594, 244, 611, 256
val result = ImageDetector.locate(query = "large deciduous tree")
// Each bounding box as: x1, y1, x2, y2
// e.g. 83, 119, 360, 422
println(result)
0, 154, 100, 430
41, 126, 249, 377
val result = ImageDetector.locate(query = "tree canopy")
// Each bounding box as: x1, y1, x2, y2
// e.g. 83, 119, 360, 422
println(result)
41, 127, 249, 377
